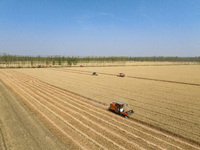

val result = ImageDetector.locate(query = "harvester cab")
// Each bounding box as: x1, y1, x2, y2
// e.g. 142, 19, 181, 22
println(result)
117, 73, 125, 77
109, 101, 134, 118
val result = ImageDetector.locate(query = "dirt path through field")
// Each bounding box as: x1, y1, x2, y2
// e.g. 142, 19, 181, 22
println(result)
0, 80, 68, 150
0, 70, 200, 149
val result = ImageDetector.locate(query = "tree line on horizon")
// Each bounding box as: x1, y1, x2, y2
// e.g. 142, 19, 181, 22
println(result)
0, 53, 200, 66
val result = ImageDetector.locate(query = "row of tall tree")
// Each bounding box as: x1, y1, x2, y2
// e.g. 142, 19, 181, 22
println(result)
0, 53, 200, 66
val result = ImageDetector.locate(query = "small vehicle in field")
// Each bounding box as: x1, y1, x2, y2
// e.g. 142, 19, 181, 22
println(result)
117, 73, 125, 77
92, 72, 98, 76
109, 101, 134, 118
37, 65, 43, 68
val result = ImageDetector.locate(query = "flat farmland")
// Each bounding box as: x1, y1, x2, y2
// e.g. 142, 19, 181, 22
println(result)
0, 65, 200, 149
69, 65, 200, 84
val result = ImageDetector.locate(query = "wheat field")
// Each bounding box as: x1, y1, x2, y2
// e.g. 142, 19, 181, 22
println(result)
12, 65, 200, 143
0, 65, 200, 149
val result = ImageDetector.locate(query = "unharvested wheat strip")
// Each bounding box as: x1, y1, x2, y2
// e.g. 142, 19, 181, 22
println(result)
52, 69, 91, 75
66, 76, 200, 114
50, 68, 199, 109
0, 78, 86, 150
71, 79, 200, 113
7, 73, 186, 150
1, 77, 108, 150
126, 118, 200, 150
131, 104, 199, 125
59, 68, 200, 86
50, 68, 92, 74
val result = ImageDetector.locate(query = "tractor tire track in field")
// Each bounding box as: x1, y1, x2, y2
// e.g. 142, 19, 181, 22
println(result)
0, 70, 200, 149
0, 128, 7, 150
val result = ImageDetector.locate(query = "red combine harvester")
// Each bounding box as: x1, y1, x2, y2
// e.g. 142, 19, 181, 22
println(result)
117, 73, 125, 77
109, 101, 134, 118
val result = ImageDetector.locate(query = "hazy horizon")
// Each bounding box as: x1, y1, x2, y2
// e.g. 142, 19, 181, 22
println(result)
1, 53, 200, 58
0, 0, 200, 57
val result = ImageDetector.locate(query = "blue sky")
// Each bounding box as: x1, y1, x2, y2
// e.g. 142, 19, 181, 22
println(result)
0, 0, 200, 56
